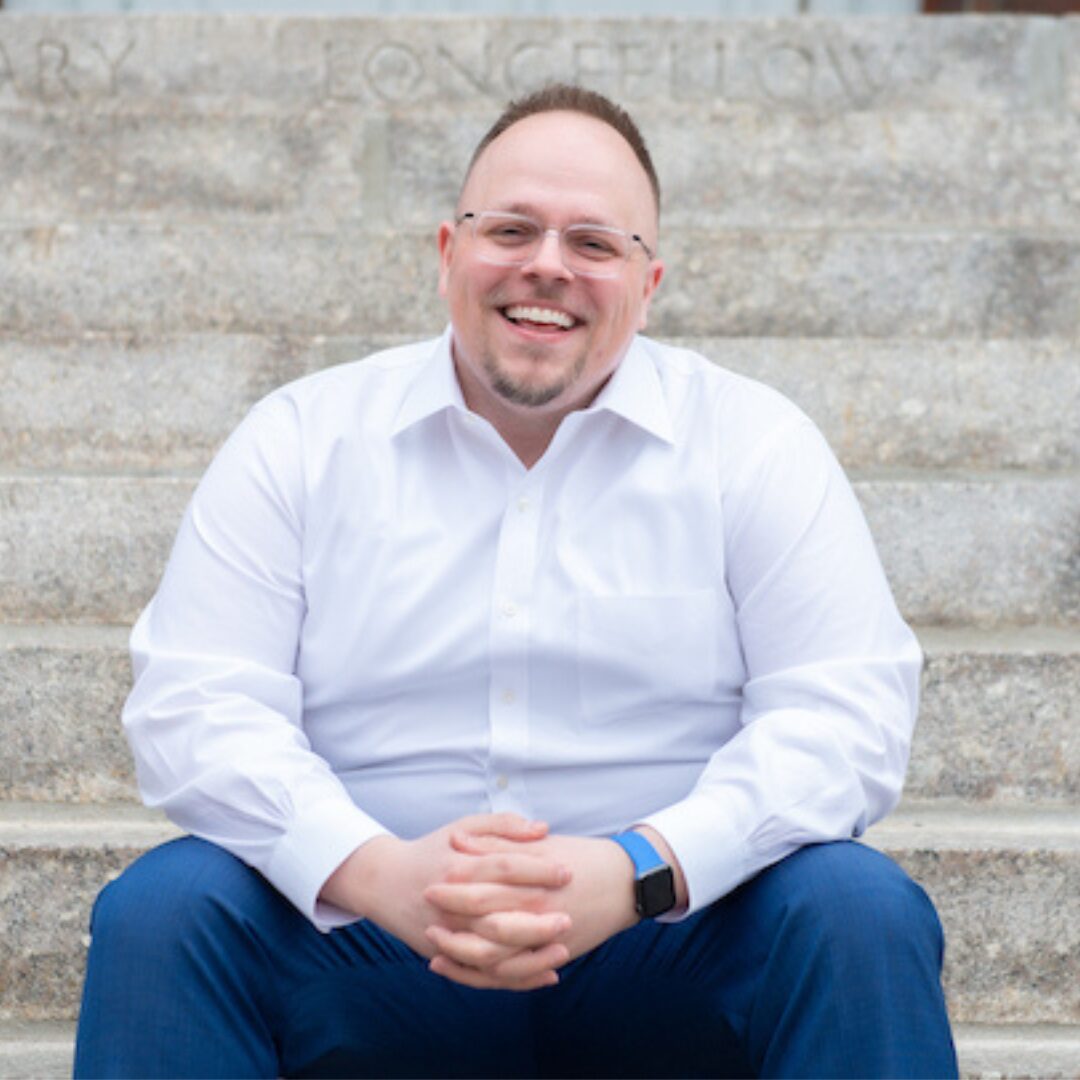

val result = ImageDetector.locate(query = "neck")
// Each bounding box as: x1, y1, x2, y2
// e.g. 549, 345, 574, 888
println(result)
451, 349, 603, 469
460, 380, 566, 469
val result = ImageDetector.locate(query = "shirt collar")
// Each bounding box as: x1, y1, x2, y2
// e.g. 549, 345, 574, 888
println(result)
584, 336, 675, 446
392, 328, 674, 446
391, 328, 466, 437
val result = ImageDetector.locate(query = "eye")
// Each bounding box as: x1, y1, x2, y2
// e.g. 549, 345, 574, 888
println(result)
481, 218, 539, 246
566, 229, 623, 260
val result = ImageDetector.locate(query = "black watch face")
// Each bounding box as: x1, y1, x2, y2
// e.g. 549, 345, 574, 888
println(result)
637, 865, 676, 918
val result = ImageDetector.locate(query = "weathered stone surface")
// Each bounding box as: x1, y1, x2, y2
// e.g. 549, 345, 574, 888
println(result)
0, 626, 135, 804
0, 805, 179, 1022
2, 804, 1075, 1023
868, 806, 1080, 1026
655, 109, 1080, 230
0, 17, 1065, 114
1, 475, 1077, 625
0, 224, 445, 339
0, 333, 402, 472
0, 1022, 73, 1080
910, 628, 1080, 805
0, 107, 367, 224
955, 1024, 1080, 1080
4, 335, 1077, 472
659, 231, 1080, 339
3, 1022, 1078, 1080
1067, 16, 1080, 116
686, 338, 1080, 471
2, 225, 1079, 339
4, 624, 1076, 807
4, 105, 1078, 230
858, 475, 1080, 628
0, 476, 193, 623
384, 109, 1080, 230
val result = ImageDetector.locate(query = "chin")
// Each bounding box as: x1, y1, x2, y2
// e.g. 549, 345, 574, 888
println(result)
491, 371, 570, 409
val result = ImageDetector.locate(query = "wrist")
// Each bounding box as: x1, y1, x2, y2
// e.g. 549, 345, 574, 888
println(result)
632, 826, 688, 911
319, 833, 400, 919
609, 830, 674, 919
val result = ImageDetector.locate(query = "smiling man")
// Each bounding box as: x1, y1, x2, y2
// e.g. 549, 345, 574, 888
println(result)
438, 107, 663, 464
75, 86, 957, 1078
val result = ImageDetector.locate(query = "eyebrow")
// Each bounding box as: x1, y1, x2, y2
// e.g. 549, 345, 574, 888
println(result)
495, 202, 620, 229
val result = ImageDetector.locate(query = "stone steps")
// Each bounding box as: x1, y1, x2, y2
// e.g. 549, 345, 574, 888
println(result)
2, 472, 1077, 625
2, 1024, 1078, 1080
0, 12, 1077, 1076
2, 224, 1078, 339
2, 623, 1076, 807
1, 802, 1076, 1027
3, 335, 1077, 472
0, 15, 1068, 114
3, 105, 1079, 230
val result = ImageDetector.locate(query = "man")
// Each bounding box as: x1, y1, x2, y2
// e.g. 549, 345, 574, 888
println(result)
75, 85, 957, 1077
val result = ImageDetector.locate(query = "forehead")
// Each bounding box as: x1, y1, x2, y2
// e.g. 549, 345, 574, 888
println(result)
461, 111, 657, 230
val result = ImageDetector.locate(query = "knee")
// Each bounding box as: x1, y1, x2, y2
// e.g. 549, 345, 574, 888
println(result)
769, 842, 944, 965
90, 836, 271, 956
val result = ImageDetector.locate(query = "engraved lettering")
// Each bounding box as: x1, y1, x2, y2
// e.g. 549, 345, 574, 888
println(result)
669, 39, 726, 101
37, 40, 78, 100
712, 40, 727, 97
364, 42, 423, 103
615, 41, 654, 99
30, 226, 58, 261
324, 40, 366, 102
572, 41, 609, 87
504, 42, 555, 95
435, 41, 496, 98
824, 39, 899, 106
756, 41, 814, 103
91, 38, 136, 97
0, 42, 20, 99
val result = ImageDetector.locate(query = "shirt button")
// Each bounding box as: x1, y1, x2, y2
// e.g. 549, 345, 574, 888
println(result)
502, 689, 516, 705
502, 601, 517, 619
517, 497, 530, 513
495, 775, 509, 790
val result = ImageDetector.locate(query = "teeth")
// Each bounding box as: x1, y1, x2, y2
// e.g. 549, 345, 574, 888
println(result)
505, 305, 575, 329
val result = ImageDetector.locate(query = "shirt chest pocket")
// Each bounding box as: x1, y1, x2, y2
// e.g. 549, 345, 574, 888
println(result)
575, 590, 719, 723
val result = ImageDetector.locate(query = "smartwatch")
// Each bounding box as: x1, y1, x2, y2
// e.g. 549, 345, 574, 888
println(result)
611, 831, 677, 919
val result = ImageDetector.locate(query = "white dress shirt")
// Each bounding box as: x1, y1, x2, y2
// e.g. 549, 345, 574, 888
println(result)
124, 330, 921, 931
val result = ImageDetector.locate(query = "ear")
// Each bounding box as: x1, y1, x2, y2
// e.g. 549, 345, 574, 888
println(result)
437, 220, 456, 297
636, 259, 665, 332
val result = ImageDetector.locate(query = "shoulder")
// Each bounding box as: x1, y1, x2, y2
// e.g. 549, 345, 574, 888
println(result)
230, 336, 441, 450
198, 337, 443, 492
263, 337, 439, 416
639, 336, 816, 457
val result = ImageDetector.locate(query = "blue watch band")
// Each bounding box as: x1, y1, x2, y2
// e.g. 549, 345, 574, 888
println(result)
611, 831, 677, 918
611, 831, 666, 876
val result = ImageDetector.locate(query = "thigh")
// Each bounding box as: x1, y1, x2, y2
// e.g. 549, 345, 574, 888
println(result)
77, 836, 535, 1079
529, 903, 756, 1078
530, 841, 953, 1079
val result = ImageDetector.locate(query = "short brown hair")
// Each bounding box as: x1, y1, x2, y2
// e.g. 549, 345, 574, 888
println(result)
464, 83, 661, 211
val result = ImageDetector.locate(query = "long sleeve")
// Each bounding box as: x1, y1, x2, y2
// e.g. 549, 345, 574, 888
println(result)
123, 395, 389, 931
641, 417, 921, 913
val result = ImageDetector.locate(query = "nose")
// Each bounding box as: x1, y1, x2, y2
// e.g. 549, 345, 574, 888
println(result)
521, 228, 574, 281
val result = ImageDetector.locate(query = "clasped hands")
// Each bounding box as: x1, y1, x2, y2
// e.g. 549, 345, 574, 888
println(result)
322, 813, 639, 992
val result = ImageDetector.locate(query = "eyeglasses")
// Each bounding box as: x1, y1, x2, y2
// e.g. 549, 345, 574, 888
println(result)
456, 211, 655, 280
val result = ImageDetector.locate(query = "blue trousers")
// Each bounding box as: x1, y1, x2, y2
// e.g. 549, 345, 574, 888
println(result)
75, 836, 957, 1078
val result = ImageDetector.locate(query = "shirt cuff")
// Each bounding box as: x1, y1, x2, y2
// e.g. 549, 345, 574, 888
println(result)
266, 797, 391, 932
638, 793, 749, 921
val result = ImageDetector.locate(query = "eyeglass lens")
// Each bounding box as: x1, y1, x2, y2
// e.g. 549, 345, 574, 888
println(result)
469, 213, 634, 277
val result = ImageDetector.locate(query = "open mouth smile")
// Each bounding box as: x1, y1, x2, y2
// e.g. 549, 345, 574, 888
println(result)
501, 305, 580, 332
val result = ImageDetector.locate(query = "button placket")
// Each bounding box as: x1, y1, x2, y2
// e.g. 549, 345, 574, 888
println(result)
486, 480, 541, 810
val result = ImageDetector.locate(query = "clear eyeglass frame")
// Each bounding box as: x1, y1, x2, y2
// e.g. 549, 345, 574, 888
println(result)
456, 211, 654, 280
